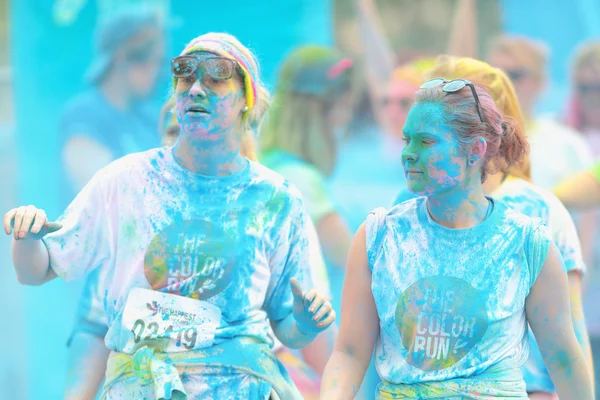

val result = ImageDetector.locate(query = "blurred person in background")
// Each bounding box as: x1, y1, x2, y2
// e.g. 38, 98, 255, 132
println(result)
60, 8, 167, 399
487, 35, 594, 189
393, 56, 594, 400
565, 40, 600, 157
60, 8, 165, 203
563, 40, 600, 395
259, 45, 355, 278
554, 162, 600, 209
6, 32, 336, 399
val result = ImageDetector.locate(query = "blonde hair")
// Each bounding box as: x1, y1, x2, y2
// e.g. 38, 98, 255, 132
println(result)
390, 58, 435, 86
572, 40, 600, 76
260, 93, 336, 175
259, 45, 353, 177
488, 35, 549, 81
426, 55, 531, 181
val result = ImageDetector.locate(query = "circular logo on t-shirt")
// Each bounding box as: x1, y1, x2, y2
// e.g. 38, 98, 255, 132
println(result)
144, 220, 236, 300
395, 276, 489, 371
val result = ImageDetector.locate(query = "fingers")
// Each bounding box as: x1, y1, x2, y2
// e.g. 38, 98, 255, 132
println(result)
307, 294, 325, 314
17, 206, 42, 239
289, 278, 304, 300
30, 209, 48, 235
316, 309, 336, 329
3, 208, 17, 235
6, 206, 48, 239
312, 301, 332, 322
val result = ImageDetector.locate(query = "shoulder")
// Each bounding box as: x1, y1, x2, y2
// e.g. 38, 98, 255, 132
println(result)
97, 148, 163, 182
248, 161, 307, 208
535, 116, 588, 148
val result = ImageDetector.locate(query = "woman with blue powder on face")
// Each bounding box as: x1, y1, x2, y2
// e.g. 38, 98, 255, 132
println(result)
4, 33, 335, 400
392, 56, 594, 400
321, 78, 593, 399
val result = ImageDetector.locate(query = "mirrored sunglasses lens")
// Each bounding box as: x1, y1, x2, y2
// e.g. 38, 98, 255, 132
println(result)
172, 58, 196, 77
205, 59, 234, 80
420, 78, 446, 89
443, 80, 467, 92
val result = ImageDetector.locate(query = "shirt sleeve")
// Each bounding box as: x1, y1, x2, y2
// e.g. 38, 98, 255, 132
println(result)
278, 164, 336, 225
263, 188, 316, 322
68, 268, 109, 344
526, 220, 553, 289
42, 168, 114, 282
547, 194, 586, 275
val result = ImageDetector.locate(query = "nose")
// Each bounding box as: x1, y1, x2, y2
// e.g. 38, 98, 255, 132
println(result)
189, 78, 207, 98
402, 147, 418, 164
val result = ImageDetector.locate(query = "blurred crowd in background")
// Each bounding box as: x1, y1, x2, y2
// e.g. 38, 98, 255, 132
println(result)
2, 0, 600, 398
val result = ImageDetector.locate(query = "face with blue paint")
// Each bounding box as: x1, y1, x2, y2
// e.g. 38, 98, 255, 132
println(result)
175, 51, 246, 145
402, 102, 472, 196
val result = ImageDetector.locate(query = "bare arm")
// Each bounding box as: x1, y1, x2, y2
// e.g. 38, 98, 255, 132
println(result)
301, 326, 338, 374
553, 171, 600, 209
355, 0, 395, 111
526, 243, 594, 399
317, 212, 353, 269
63, 136, 113, 192
4, 207, 60, 285
64, 332, 110, 400
321, 223, 380, 398
567, 270, 595, 394
447, 0, 478, 58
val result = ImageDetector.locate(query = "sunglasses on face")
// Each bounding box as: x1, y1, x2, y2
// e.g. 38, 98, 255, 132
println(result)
576, 83, 600, 95
171, 56, 237, 81
504, 69, 532, 83
420, 78, 485, 123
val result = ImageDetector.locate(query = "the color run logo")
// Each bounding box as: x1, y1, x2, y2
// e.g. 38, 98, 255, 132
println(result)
395, 276, 489, 371
143, 219, 236, 299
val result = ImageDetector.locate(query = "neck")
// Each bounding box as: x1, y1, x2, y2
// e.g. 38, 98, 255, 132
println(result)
482, 170, 506, 195
99, 73, 131, 111
426, 184, 490, 229
173, 132, 246, 176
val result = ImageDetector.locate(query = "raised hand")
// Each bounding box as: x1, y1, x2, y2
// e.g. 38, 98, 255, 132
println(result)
290, 277, 336, 335
4, 206, 62, 240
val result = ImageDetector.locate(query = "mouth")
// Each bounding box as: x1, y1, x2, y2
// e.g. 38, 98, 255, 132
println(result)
406, 170, 423, 174
185, 105, 210, 114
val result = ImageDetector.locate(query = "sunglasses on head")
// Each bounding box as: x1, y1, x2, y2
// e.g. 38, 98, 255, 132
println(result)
420, 78, 485, 123
171, 55, 237, 81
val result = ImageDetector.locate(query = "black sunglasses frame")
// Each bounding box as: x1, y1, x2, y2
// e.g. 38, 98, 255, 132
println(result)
420, 78, 485, 123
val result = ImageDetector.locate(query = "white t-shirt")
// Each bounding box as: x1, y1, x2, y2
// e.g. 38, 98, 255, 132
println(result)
367, 198, 551, 399
43, 147, 316, 356
528, 116, 593, 189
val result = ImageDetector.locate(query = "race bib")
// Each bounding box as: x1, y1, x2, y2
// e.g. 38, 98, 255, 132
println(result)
121, 288, 222, 354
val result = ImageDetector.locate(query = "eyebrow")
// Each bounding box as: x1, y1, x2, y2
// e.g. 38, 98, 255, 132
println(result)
403, 131, 441, 138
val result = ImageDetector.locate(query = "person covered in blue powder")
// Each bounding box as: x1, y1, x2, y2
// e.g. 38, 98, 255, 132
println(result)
57, 8, 167, 399
5, 32, 336, 400
393, 56, 594, 400
60, 8, 165, 203
320, 79, 593, 399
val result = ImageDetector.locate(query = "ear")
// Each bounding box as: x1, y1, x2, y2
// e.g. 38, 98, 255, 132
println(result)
469, 137, 487, 165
